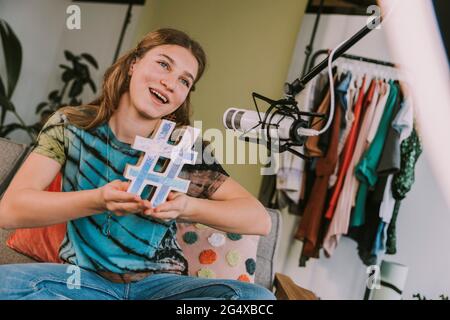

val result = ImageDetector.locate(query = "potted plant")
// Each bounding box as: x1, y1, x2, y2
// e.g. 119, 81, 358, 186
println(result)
0, 19, 98, 142
0, 19, 33, 141
34, 50, 98, 131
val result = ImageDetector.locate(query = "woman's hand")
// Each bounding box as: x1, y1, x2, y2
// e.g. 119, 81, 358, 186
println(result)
98, 180, 146, 216
142, 191, 191, 222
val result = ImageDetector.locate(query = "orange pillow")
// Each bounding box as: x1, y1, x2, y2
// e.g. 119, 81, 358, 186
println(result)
6, 173, 67, 263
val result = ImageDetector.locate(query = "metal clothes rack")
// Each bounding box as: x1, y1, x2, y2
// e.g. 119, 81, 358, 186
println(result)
308, 49, 396, 74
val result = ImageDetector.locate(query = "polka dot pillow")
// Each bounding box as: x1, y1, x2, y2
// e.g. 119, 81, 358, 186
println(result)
176, 222, 260, 283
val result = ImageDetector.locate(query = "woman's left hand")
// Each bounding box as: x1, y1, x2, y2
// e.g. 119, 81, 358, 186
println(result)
141, 191, 191, 221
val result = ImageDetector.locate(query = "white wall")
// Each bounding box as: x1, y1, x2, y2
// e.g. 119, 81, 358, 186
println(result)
0, 0, 143, 143
277, 14, 450, 300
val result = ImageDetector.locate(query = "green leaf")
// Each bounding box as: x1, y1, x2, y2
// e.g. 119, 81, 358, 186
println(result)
0, 122, 25, 137
35, 102, 48, 114
72, 60, 83, 75
59, 64, 72, 71
69, 97, 81, 106
0, 93, 15, 112
0, 108, 4, 127
78, 64, 90, 81
81, 53, 98, 69
62, 69, 75, 82
64, 50, 75, 62
87, 78, 97, 93
0, 93, 15, 128
0, 108, 5, 129
68, 80, 82, 98
48, 90, 59, 100
0, 76, 6, 97
0, 19, 23, 98
0, 78, 6, 125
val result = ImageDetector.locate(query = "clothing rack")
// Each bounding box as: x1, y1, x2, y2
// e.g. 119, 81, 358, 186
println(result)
308, 49, 396, 73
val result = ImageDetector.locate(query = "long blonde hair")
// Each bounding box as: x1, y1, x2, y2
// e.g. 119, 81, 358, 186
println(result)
59, 28, 207, 130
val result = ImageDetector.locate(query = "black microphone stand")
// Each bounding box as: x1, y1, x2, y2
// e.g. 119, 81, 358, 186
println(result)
285, 15, 382, 97
113, 1, 134, 64
248, 16, 383, 160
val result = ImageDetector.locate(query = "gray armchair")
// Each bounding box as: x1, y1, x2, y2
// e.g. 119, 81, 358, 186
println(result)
0, 137, 316, 299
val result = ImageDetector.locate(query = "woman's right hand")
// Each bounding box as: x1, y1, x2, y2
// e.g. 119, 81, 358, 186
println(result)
98, 180, 147, 216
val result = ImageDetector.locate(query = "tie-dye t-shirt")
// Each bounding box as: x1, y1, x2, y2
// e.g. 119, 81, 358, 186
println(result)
32, 110, 229, 276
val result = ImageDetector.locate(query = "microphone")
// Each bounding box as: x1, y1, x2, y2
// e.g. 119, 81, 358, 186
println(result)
222, 92, 327, 160
223, 107, 295, 141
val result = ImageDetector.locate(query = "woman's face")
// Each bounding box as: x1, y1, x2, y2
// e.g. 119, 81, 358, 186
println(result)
128, 44, 199, 120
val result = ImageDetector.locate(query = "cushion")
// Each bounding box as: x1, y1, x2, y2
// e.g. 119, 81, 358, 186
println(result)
6, 173, 66, 263
176, 222, 259, 282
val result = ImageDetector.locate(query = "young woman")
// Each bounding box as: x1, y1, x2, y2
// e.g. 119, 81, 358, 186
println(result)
0, 28, 275, 300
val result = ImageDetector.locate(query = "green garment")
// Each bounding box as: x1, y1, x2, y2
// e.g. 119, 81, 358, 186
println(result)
386, 128, 422, 254
350, 81, 399, 227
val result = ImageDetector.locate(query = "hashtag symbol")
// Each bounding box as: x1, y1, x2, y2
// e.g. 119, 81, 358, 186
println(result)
124, 120, 200, 207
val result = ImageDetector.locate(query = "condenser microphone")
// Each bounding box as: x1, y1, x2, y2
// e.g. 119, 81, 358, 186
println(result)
222, 92, 326, 159
223, 107, 295, 141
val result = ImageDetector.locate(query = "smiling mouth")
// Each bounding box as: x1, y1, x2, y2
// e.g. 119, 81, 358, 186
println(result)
149, 88, 169, 104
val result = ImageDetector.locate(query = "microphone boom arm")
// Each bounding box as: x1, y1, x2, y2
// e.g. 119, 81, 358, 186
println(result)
243, 17, 381, 160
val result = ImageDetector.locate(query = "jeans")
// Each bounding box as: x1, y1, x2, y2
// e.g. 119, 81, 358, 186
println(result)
0, 263, 276, 300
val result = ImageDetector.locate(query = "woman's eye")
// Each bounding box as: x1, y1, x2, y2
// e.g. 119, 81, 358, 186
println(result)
158, 61, 169, 69
180, 78, 190, 87
158, 61, 190, 88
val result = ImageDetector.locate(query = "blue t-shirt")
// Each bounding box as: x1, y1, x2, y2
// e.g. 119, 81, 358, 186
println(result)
32, 110, 229, 275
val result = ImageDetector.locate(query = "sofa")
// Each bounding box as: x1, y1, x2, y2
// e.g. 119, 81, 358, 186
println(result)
0, 137, 317, 300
